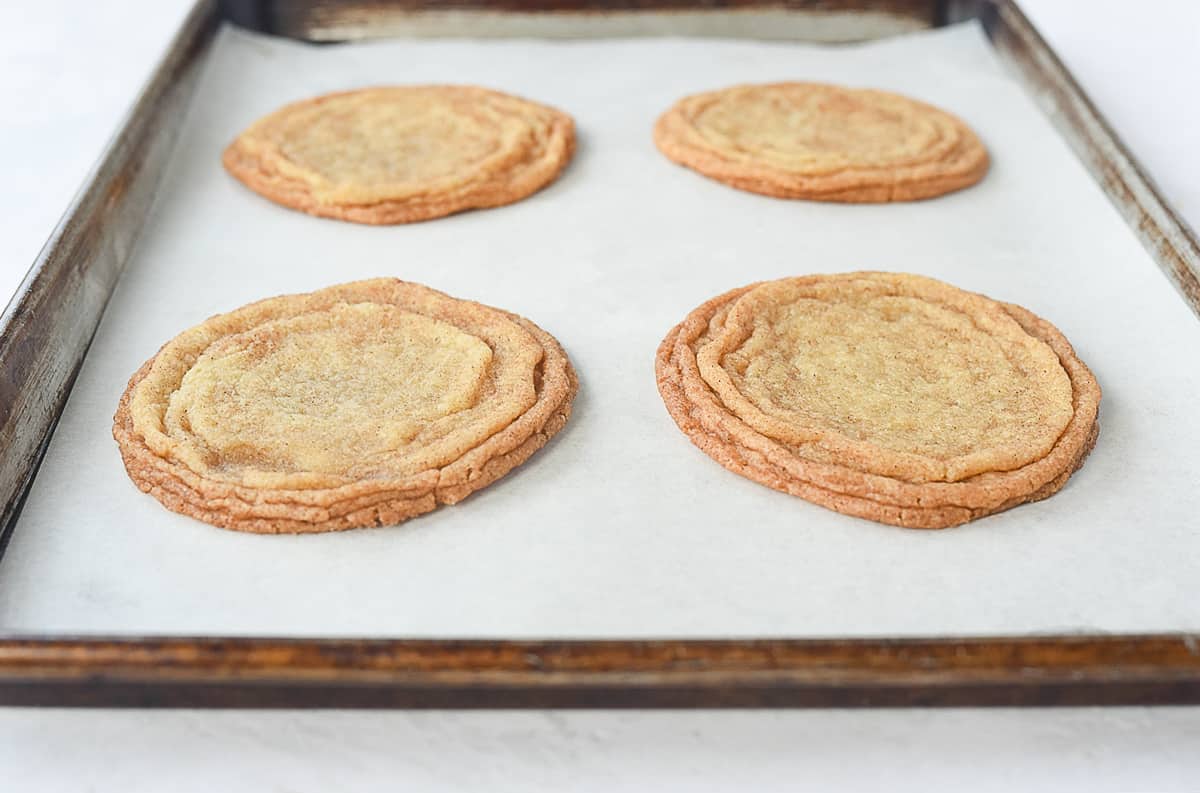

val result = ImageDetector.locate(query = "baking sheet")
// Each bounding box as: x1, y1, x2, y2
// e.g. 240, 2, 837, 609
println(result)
1, 21, 1197, 638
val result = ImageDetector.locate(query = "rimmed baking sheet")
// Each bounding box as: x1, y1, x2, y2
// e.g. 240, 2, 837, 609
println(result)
1, 20, 1196, 638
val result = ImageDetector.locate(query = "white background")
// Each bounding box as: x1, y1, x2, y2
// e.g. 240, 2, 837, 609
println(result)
0, 0, 1198, 789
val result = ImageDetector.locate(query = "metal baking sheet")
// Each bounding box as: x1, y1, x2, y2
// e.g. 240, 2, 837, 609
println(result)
2, 17, 1198, 644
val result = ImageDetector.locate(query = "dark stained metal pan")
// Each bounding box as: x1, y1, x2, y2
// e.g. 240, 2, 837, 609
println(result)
0, 0, 1196, 708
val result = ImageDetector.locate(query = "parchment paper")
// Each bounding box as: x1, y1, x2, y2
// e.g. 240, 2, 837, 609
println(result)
2, 22, 1197, 637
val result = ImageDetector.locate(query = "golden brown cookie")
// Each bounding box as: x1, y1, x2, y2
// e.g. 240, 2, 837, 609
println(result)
656, 273, 1100, 529
223, 86, 576, 224
114, 279, 577, 533
654, 83, 988, 202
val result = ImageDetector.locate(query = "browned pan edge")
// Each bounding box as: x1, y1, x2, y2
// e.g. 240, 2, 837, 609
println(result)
1, 635, 1198, 707
0, 0, 220, 561
221, 0, 937, 42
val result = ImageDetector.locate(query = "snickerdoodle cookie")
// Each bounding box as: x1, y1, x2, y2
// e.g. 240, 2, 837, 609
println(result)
654, 82, 988, 202
114, 279, 576, 533
223, 86, 575, 224
656, 273, 1099, 528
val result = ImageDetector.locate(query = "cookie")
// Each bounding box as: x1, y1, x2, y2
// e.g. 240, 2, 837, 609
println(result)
656, 273, 1100, 529
114, 279, 577, 533
223, 86, 575, 224
654, 82, 988, 202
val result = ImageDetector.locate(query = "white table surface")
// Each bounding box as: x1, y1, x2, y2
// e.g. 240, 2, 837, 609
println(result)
1, 1, 1197, 789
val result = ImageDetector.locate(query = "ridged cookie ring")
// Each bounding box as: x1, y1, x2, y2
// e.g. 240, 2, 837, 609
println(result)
654, 82, 988, 202
656, 272, 1099, 529
114, 278, 577, 533
224, 85, 576, 224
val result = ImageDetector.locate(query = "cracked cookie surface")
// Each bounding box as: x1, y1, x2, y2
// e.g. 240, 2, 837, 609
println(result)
224, 86, 575, 224
656, 272, 1099, 529
114, 278, 577, 533
654, 82, 988, 202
